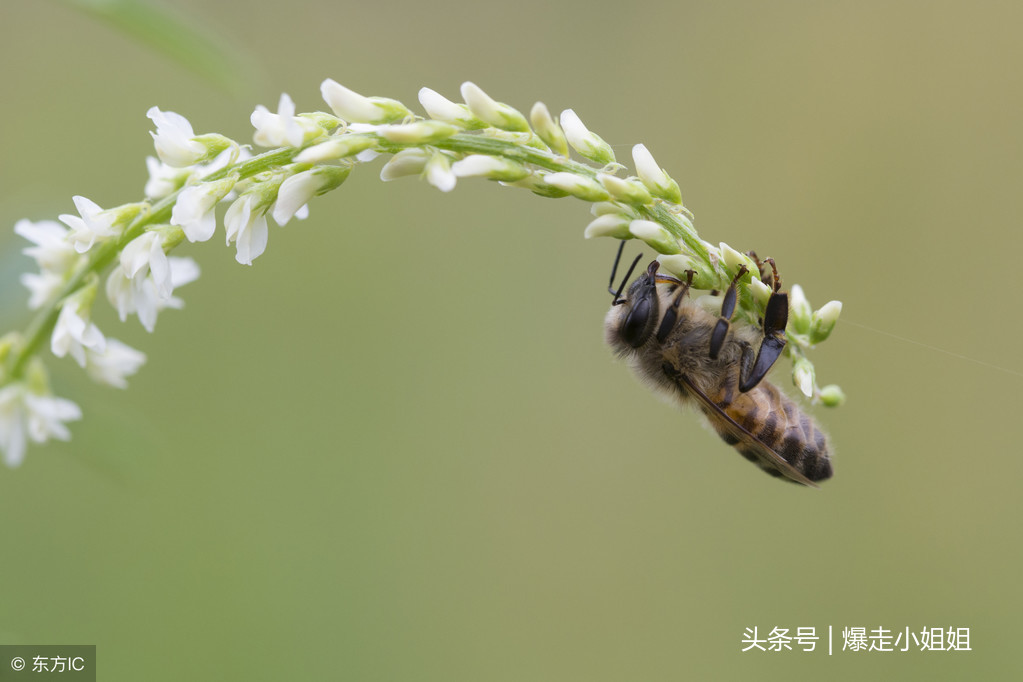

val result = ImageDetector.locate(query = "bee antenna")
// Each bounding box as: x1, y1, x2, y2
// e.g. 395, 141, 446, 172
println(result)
607, 241, 627, 297
611, 252, 644, 306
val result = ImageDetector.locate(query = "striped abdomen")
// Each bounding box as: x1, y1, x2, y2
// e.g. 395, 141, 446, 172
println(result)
705, 380, 833, 483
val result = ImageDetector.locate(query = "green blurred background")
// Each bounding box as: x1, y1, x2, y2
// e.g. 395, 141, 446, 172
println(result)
1, 0, 1020, 679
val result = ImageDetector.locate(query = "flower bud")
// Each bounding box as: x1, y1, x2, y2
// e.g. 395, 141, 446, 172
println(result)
792, 356, 815, 398
529, 102, 569, 157
819, 384, 846, 407
379, 149, 430, 181
321, 79, 411, 124
628, 220, 681, 255
719, 242, 758, 278
632, 144, 682, 203
377, 120, 459, 144
418, 87, 485, 129
748, 277, 773, 307
590, 201, 632, 217
460, 82, 530, 132
789, 284, 812, 335
542, 172, 610, 202
810, 300, 843, 344
657, 254, 717, 290
501, 173, 569, 198
597, 173, 653, 205
584, 214, 632, 240
450, 155, 529, 181
294, 135, 377, 164
559, 109, 615, 164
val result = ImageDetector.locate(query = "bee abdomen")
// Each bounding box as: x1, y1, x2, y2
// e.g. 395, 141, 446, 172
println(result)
712, 384, 833, 484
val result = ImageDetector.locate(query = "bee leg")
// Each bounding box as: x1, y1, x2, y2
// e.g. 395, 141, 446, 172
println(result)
709, 265, 748, 359
655, 270, 695, 343
739, 290, 788, 392
764, 257, 781, 293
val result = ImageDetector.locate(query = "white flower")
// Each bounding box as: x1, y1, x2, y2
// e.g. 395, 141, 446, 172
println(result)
559, 109, 615, 164
0, 383, 81, 468
59, 196, 119, 254
106, 257, 199, 332
120, 232, 171, 297
425, 152, 456, 193
320, 79, 411, 124
85, 338, 147, 389
171, 176, 236, 242
251, 93, 320, 148
224, 193, 269, 265
144, 156, 190, 199
20, 270, 66, 310
51, 291, 106, 367
147, 107, 206, 167
14, 219, 79, 274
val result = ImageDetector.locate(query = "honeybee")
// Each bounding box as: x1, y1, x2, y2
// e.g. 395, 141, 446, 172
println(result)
604, 246, 832, 486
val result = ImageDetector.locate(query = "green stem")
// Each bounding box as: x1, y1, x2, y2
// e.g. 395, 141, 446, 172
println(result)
428, 134, 715, 268
3, 133, 714, 383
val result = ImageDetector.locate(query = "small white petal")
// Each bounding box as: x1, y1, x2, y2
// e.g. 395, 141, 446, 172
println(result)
380, 149, 430, 181
168, 257, 200, 289
225, 195, 269, 265
273, 171, 322, 226
425, 153, 456, 193
60, 196, 118, 254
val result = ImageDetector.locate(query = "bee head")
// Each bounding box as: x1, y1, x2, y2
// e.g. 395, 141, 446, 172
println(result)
616, 260, 662, 348
605, 253, 662, 351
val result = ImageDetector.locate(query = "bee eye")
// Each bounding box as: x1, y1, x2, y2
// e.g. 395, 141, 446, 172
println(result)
621, 295, 653, 348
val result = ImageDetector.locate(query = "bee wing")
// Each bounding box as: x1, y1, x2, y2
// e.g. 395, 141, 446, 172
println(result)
672, 372, 819, 488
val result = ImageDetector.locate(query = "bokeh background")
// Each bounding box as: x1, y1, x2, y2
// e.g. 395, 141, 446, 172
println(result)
2, 1, 1021, 679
